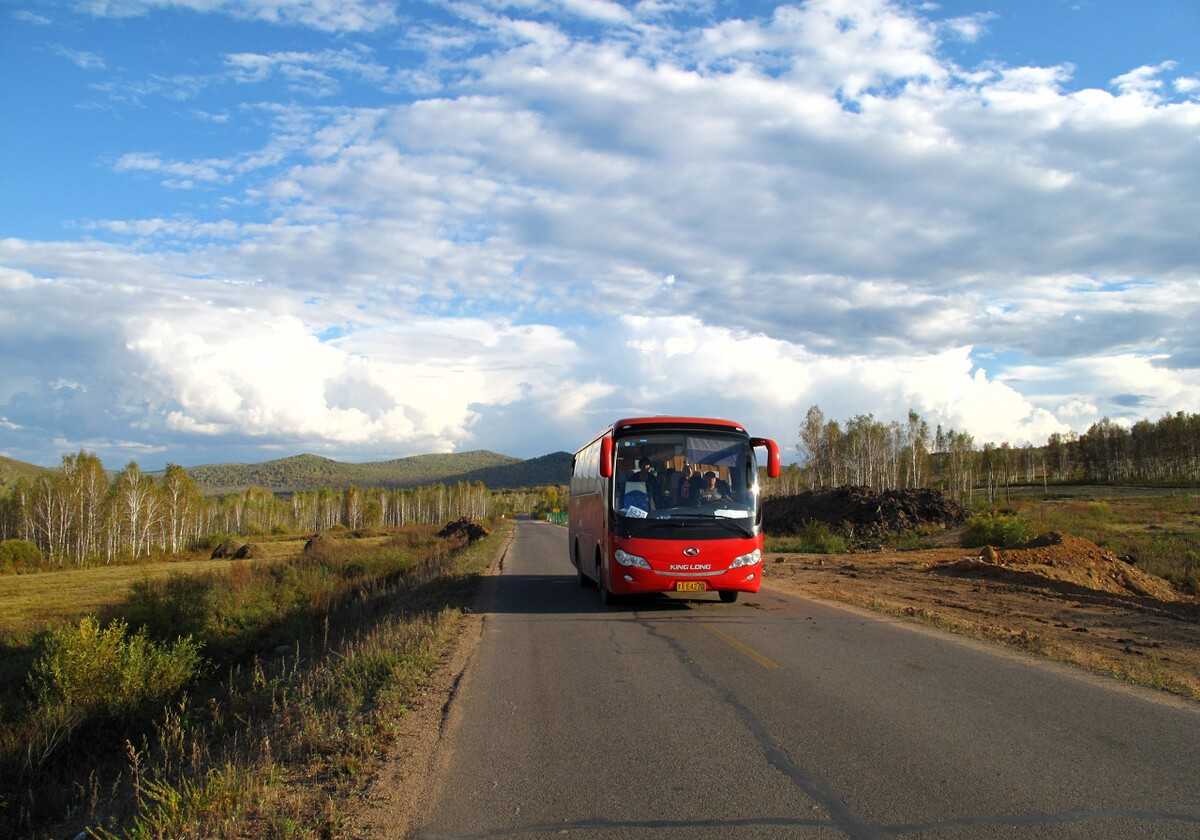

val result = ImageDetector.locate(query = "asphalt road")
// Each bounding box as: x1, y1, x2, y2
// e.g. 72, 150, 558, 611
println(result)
414, 520, 1200, 839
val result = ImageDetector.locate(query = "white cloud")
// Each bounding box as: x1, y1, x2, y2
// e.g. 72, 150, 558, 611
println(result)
76, 0, 398, 32
5, 0, 1200, 462
560, 0, 634, 24
941, 12, 996, 43
1174, 76, 1200, 94
1111, 61, 1177, 99
224, 48, 388, 97
114, 152, 232, 186
618, 316, 1069, 444
52, 45, 106, 70
13, 10, 52, 24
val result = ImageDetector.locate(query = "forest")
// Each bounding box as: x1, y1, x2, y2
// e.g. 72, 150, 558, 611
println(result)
4, 407, 1198, 568
0, 451, 564, 570
769, 406, 1200, 501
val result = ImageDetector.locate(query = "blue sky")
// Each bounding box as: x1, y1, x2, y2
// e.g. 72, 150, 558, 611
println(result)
1, 0, 1199, 468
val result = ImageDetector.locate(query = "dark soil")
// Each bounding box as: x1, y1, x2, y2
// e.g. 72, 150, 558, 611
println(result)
763, 486, 965, 539
436, 518, 490, 543
210, 539, 241, 559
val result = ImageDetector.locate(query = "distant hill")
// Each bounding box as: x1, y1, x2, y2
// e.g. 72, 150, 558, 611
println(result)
456, 451, 573, 489
0, 455, 52, 493
181, 449, 571, 493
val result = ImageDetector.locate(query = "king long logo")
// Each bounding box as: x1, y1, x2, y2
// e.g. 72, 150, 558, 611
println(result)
682, 547, 700, 556
670, 563, 712, 571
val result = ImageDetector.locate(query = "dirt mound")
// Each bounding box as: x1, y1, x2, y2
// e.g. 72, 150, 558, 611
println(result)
234, 543, 260, 560
763, 487, 965, 538
436, 518, 490, 542
210, 539, 240, 559
937, 532, 1181, 603
304, 533, 335, 555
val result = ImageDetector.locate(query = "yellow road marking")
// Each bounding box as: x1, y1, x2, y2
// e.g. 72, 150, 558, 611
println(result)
703, 624, 781, 670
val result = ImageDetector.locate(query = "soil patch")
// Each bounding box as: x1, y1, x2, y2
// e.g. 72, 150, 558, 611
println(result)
937, 532, 1183, 605
210, 539, 240, 559
763, 486, 964, 540
437, 518, 490, 542
764, 542, 1200, 701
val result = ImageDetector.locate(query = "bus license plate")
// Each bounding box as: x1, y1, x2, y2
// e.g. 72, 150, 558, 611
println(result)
675, 581, 707, 593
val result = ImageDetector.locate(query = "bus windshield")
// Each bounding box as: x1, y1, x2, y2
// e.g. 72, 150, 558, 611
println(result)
613, 432, 758, 527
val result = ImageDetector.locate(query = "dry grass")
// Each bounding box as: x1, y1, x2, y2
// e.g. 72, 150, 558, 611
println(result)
0, 522, 511, 839
0, 535, 402, 636
0, 559, 245, 635
985, 493, 1200, 592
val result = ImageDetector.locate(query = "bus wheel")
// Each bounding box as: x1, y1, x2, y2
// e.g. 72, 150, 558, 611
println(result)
719, 591, 739, 604
575, 542, 590, 587
596, 551, 613, 606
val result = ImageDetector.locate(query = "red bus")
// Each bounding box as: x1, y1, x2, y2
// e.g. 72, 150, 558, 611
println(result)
569, 416, 781, 605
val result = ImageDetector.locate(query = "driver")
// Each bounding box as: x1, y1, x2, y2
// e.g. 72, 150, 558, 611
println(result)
697, 471, 726, 503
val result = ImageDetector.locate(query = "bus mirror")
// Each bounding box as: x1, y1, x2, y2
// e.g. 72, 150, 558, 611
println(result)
599, 436, 613, 478
751, 437, 781, 478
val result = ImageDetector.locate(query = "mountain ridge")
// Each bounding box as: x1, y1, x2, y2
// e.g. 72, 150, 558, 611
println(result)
179, 449, 569, 493
0, 449, 574, 494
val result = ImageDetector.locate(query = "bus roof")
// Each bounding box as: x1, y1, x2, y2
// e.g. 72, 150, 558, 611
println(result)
575, 416, 749, 454
612, 416, 746, 431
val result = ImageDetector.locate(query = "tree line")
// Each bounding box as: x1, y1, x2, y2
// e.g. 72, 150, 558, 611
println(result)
769, 406, 1200, 501
0, 451, 554, 569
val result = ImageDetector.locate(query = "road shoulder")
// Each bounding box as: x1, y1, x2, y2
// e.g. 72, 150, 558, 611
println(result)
762, 559, 1200, 710
346, 524, 515, 838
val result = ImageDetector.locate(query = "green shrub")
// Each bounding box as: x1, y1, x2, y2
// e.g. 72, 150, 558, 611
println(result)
767, 521, 849, 554
30, 616, 203, 719
0, 539, 42, 573
962, 513, 1032, 548
890, 530, 935, 551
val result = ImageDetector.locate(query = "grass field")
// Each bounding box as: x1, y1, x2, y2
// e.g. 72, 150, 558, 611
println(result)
0, 522, 510, 838
993, 492, 1200, 592
0, 535, 401, 636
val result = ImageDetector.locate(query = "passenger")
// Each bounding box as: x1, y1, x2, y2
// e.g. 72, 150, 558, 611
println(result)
656, 461, 678, 508
687, 467, 705, 503
698, 472, 726, 504
634, 459, 659, 508
677, 465, 694, 503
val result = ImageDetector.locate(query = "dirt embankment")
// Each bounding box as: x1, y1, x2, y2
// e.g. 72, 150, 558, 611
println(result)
763, 487, 965, 540
764, 533, 1200, 701
937, 532, 1181, 603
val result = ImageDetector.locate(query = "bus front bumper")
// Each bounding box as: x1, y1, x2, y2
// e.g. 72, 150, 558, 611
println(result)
607, 566, 762, 595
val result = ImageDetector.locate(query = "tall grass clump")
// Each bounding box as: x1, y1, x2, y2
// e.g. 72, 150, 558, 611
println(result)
29, 617, 203, 720
962, 513, 1032, 548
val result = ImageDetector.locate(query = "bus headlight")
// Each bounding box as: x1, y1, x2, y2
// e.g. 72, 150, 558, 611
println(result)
729, 549, 762, 568
614, 549, 651, 570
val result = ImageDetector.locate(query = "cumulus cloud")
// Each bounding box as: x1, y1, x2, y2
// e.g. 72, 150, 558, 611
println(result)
941, 12, 996, 42
4, 0, 1200, 463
